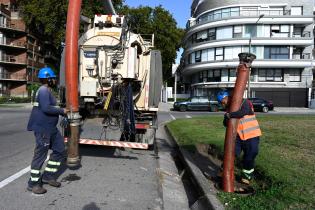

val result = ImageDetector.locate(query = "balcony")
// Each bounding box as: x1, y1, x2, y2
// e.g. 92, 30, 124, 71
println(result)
0, 23, 26, 33
0, 39, 27, 49
0, 89, 10, 96
187, 8, 310, 29
0, 55, 27, 65
0, 72, 27, 81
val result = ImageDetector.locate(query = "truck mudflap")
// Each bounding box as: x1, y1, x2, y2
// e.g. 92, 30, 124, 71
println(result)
64, 137, 149, 150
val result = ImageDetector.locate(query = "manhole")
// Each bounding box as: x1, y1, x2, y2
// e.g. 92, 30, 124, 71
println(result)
214, 182, 255, 196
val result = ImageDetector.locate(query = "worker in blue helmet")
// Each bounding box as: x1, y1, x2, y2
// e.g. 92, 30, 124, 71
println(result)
217, 90, 262, 185
27, 67, 68, 194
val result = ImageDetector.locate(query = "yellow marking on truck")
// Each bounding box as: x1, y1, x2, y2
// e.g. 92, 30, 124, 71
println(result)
104, 92, 112, 110
97, 32, 121, 37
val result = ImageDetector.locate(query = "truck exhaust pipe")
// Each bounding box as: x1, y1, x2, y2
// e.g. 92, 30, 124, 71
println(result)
65, 0, 82, 167
222, 53, 256, 192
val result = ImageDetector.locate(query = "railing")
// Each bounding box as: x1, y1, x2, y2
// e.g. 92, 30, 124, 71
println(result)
0, 39, 27, 48
0, 89, 10, 96
188, 8, 298, 28
0, 23, 25, 32
0, 72, 27, 80
0, 55, 27, 64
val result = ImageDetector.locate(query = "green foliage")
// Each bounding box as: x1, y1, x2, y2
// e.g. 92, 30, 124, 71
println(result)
0, 96, 31, 104
17, 1, 183, 81
122, 6, 184, 81
167, 115, 315, 209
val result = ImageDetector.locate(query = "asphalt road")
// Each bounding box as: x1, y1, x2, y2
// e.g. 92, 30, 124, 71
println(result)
0, 107, 162, 210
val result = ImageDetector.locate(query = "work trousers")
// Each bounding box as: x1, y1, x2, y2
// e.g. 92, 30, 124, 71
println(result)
28, 128, 65, 187
235, 136, 260, 170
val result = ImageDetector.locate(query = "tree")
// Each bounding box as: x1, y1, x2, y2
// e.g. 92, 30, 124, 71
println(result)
121, 6, 184, 81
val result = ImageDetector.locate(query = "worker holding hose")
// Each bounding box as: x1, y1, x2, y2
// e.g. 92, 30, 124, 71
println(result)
27, 67, 68, 194
217, 90, 262, 184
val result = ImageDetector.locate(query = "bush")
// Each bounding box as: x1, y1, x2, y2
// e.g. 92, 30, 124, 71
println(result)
0, 96, 31, 104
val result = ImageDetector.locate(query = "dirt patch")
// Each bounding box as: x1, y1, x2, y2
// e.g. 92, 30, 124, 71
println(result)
192, 143, 255, 195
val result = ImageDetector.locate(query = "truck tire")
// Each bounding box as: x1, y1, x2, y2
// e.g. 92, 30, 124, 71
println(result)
179, 105, 187, 112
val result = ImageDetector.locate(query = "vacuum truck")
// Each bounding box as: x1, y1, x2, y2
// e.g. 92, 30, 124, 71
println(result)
59, 12, 162, 151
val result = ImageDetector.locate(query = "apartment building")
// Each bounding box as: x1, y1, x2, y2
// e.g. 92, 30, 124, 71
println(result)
0, 0, 59, 97
180, 0, 314, 107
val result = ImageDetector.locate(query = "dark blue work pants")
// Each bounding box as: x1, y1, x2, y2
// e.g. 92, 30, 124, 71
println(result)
28, 128, 65, 187
235, 136, 260, 170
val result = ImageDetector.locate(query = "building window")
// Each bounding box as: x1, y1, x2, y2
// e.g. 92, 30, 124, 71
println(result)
270, 25, 290, 37
229, 69, 237, 82
258, 69, 283, 82
216, 27, 233, 39
289, 69, 302, 82
215, 48, 223, 60
196, 30, 208, 43
207, 70, 221, 82
233, 26, 242, 38
208, 28, 216, 40
264, 46, 289, 59
195, 51, 201, 62
244, 25, 257, 38
291, 6, 303, 15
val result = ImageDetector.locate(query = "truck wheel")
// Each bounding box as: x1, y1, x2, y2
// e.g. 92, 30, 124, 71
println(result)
262, 106, 269, 113
179, 105, 187, 112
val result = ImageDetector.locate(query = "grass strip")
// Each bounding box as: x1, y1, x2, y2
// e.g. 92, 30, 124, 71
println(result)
167, 115, 315, 209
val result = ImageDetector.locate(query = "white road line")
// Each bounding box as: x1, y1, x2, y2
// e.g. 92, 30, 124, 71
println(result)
0, 156, 49, 189
185, 115, 192, 119
169, 113, 176, 120
0, 166, 30, 189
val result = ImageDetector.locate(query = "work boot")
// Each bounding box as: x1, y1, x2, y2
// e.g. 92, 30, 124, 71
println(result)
241, 168, 254, 185
42, 179, 61, 188
27, 185, 47, 194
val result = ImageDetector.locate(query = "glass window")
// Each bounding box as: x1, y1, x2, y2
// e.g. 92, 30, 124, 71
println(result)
244, 25, 257, 38
230, 7, 240, 16
215, 48, 223, 60
264, 46, 289, 59
289, 69, 301, 82
201, 50, 208, 62
222, 8, 230, 18
191, 97, 199, 102
208, 49, 215, 61
258, 69, 283, 82
196, 30, 208, 42
233, 26, 243, 38
208, 28, 216, 40
216, 27, 233, 39
229, 69, 236, 82
190, 53, 195, 64
225, 47, 233, 60
214, 10, 221, 20
221, 69, 229, 82
195, 51, 201, 62
271, 25, 289, 37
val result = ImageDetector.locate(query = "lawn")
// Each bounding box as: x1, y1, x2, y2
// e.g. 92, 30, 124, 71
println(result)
167, 115, 315, 210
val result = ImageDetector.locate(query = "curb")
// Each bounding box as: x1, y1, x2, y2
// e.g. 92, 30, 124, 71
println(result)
165, 125, 225, 210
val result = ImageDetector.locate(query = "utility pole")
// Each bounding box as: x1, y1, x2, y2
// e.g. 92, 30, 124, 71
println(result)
247, 14, 264, 98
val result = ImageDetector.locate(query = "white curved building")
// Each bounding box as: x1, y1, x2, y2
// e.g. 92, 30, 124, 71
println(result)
180, 0, 314, 107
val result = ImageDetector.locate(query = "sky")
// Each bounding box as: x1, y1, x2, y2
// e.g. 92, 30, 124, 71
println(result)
124, 0, 191, 28
124, 0, 191, 63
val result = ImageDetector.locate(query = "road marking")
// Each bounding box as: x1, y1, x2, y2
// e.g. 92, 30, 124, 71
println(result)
0, 156, 49, 189
0, 166, 30, 189
169, 113, 176, 120
185, 115, 192, 119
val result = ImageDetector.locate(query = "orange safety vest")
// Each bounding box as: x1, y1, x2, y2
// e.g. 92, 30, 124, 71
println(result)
237, 103, 262, 140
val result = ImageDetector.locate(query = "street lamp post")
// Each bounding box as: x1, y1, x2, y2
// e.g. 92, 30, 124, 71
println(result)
247, 14, 264, 98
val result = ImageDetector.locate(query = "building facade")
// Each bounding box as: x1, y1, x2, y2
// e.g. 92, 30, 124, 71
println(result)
0, 0, 59, 97
180, 0, 314, 107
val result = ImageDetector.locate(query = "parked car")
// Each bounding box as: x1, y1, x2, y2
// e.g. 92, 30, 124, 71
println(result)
173, 96, 219, 112
248, 97, 274, 113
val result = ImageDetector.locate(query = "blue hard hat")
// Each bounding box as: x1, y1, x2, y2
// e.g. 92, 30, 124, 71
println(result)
38, 67, 56, 79
217, 90, 229, 103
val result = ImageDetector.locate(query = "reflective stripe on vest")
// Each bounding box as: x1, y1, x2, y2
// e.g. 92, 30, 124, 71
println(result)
237, 115, 262, 140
